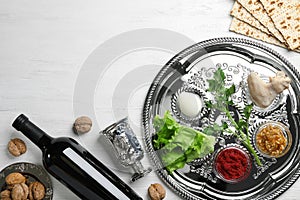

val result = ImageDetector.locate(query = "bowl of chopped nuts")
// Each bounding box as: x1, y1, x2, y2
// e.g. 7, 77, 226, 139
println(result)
0, 162, 53, 200
254, 121, 292, 158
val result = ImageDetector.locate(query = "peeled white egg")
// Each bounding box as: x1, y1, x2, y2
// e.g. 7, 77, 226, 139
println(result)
177, 92, 202, 118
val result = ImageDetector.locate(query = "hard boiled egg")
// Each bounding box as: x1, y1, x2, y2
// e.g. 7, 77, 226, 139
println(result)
177, 91, 202, 118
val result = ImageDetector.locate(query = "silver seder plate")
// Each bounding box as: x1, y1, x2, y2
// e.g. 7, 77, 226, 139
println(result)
142, 38, 300, 200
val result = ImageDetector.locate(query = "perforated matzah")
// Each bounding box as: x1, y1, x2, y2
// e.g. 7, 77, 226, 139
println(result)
230, 1, 270, 34
259, 0, 300, 50
237, 0, 286, 43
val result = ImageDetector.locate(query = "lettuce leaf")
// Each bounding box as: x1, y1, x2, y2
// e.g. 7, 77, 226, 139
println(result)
153, 111, 216, 173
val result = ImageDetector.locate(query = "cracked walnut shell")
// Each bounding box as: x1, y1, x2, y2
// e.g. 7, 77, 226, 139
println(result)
148, 183, 166, 200
5, 173, 26, 187
11, 183, 29, 200
0, 189, 11, 199
28, 181, 45, 200
73, 116, 92, 134
8, 138, 27, 157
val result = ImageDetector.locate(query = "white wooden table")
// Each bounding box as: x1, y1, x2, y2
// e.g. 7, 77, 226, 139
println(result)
0, 0, 299, 199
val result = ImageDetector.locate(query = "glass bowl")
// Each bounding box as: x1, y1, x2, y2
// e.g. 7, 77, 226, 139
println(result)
213, 144, 252, 184
254, 121, 292, 158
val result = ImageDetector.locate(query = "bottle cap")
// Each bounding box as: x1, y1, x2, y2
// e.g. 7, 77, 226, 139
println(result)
12, 114, 29, 131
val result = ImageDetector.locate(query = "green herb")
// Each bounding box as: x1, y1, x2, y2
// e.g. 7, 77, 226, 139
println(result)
153, 111, 216, 173
204, 67, 262, 166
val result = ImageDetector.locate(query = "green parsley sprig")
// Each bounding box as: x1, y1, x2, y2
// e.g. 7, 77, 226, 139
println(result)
204, 67, 262, 166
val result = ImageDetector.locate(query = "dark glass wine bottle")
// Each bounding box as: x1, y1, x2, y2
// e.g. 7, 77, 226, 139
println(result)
12, 114, 143, 200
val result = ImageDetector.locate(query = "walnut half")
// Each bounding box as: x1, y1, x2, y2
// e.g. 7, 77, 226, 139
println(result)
7, 138, 27, 157
148, 183, 166, 200
1, 189, 11, 200
5, 173, 26, 188
28, 181, 45, 200
11, 183, 28, 200
73, 116, 92, 134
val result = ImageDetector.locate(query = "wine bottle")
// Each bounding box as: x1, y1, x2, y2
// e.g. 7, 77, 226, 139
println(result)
12, 114, 143, 200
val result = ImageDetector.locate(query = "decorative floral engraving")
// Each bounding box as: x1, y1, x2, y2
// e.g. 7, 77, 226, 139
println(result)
253, 158, 277, 180
143, 38, 299, 200
182, 63, 291, 181
190, 162, 217, 184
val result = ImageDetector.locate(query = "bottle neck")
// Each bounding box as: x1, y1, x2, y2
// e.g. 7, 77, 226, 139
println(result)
12, 114, 53, 149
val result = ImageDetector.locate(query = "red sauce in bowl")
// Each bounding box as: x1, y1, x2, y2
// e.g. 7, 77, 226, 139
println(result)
215, 146, 251, 183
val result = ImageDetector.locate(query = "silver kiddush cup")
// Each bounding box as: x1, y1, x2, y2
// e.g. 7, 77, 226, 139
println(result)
100, 117, 152, 182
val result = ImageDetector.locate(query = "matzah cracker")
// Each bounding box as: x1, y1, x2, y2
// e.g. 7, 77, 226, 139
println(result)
230, 1, 270, 34
260, 0, 299, 16
259, 0, 300, 50
237, 0, 286, 43
230, 17, 286, 48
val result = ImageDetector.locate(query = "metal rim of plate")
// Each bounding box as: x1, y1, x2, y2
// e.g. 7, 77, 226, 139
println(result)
142, 37, 300, 200
0, 162, 53, 199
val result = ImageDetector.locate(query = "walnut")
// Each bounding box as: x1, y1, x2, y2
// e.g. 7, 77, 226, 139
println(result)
7, 138, 27, 157
2, 173, 46, 200
5, 173, 26, 187
148, 183, 166, 200
1, 189, 11, 199
73, 116, 92, 134
1, 197, 12, 200
11, 183, 28, 200
28, 181, 45, 200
